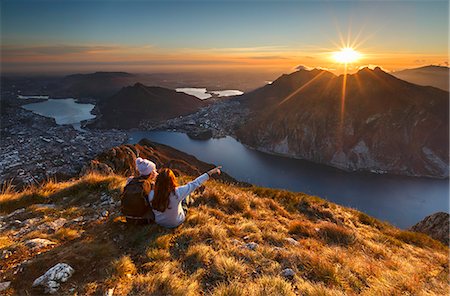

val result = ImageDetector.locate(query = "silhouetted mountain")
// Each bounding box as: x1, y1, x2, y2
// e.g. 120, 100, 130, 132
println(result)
91, 83, 206, 129
49, 72, 138, 100
391, 65, 449, 91
236, 67, 449, 178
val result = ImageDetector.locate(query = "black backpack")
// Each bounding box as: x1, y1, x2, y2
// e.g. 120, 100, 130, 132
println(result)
121, 176, 154, 220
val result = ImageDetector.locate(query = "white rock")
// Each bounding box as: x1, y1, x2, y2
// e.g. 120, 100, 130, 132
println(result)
0, 281, 11, 291
25, 238, 57, 251
284, 238, 300, 246
281, 268, 295, 278
32, 263, 75, 294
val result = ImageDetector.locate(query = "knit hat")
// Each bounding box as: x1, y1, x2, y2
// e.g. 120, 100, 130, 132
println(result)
135, 157, 156, 176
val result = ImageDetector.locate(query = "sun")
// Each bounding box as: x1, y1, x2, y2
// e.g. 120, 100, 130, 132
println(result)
332, 47, 361, 64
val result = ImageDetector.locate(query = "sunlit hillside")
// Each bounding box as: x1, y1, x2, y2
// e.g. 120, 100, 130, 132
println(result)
1, 172, 447, 295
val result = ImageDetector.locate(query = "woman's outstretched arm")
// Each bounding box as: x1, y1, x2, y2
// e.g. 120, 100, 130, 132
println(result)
176, 166, 222, 201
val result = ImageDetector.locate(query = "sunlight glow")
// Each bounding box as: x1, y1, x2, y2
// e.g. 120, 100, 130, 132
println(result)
333, 48, 361, 64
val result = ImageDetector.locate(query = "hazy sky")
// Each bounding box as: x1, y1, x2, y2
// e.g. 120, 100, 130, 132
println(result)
1, 0, 448, 74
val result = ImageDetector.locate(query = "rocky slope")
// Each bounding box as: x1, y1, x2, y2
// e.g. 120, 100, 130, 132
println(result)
90, 83, 207, 129
236, 67, 449, 178
0, 143, 447, 295
410, 212, 449, 245
83, 139, 245, 186
392, 65, 449, 91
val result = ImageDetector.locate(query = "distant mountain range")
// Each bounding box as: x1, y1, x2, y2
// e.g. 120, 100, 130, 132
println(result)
49, 72, 137, 100
90, 83, 206, 129
391, 65, 449, 91
236, 67, 449, 178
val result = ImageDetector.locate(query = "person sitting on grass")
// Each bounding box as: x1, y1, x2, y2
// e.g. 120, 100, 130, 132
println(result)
149, 166, 222, 228
121, 157, 158, 225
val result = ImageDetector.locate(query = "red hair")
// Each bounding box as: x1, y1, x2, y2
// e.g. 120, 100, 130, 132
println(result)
152, 168, 178, 212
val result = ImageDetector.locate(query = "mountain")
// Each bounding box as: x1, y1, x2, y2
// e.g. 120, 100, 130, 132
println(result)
91, 83, 206, 129
391, 65, 449, 91
410, 212, 449, 245
0, 141, 446, 295
49, 72, 138, 100
236, 67, 449, 178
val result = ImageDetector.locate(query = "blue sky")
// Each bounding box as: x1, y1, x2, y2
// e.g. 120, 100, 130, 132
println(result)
1, 0, 448, 73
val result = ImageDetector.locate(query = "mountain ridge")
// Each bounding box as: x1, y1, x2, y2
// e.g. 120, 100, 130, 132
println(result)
236, 67, 449, 178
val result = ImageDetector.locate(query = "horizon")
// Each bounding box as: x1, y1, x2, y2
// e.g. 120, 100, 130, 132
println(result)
1, 0, 448, 75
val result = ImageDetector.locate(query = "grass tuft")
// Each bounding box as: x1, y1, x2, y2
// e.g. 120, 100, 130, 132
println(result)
318, 223, 356, 246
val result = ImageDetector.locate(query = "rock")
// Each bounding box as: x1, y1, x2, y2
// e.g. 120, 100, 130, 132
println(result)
281, 268, 295, 279
4, 208, 26, 220
0, 281, 11, 292
81, 160, 114, 176
25, 238, 57, 251
410, 212, 449, 245
37, 218, 67, 233
32, 204, 57, 210
245, 242, 258, 250
284, 237, 300, 246
32, 263, 75, 294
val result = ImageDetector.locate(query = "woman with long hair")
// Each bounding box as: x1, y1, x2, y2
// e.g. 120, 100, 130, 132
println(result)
149, 166, 221, 228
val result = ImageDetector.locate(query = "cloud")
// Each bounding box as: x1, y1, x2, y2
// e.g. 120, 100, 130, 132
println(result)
295, 65, 314, 71
246, 55, 289, 60
1, 45, 122, 56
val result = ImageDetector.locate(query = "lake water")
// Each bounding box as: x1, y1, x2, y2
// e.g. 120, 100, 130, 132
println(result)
22, 98, 95, 131
129, 131, 449, 228
176, 87, 243, 99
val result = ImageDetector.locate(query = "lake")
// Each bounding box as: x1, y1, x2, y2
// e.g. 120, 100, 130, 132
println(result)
22, 98, 95, 131
129, 131, 449, 228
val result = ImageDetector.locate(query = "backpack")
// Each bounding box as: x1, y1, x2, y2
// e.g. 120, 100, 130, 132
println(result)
121, 176, 154, 220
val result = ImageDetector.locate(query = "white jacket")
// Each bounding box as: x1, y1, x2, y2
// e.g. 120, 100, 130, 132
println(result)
148, 173, 209, 228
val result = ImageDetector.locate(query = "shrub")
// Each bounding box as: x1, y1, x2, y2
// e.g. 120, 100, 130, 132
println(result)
184, 244, 215, 273
288, 221, 315, 238
318, 223, 356, 246
113, 255, 137, 278
299, 254, 339, 286
250, 276, 296, 296
225, 195, 249, 214
210, 282, 245, 296
211, 255, 247, 282
394, 230, 444, 250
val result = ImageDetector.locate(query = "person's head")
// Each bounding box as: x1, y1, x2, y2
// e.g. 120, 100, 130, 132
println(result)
135, 157, 157, 179
152, 168, 178, 212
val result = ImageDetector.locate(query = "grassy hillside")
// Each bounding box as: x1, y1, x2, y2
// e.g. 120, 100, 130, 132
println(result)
0, 173, 447, 295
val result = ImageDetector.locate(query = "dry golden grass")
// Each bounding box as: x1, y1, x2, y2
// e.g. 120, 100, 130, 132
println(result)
0, 173, 448, 295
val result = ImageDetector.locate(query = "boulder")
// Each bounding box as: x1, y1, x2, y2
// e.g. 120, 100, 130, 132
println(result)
281, 268, 295, 279
32, 263, 75, 294
245, 242, 258, 251
0, 281, 11, 292
410, 212, 449, 245
284, 237, 300, 246
25, 238, 57, 251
